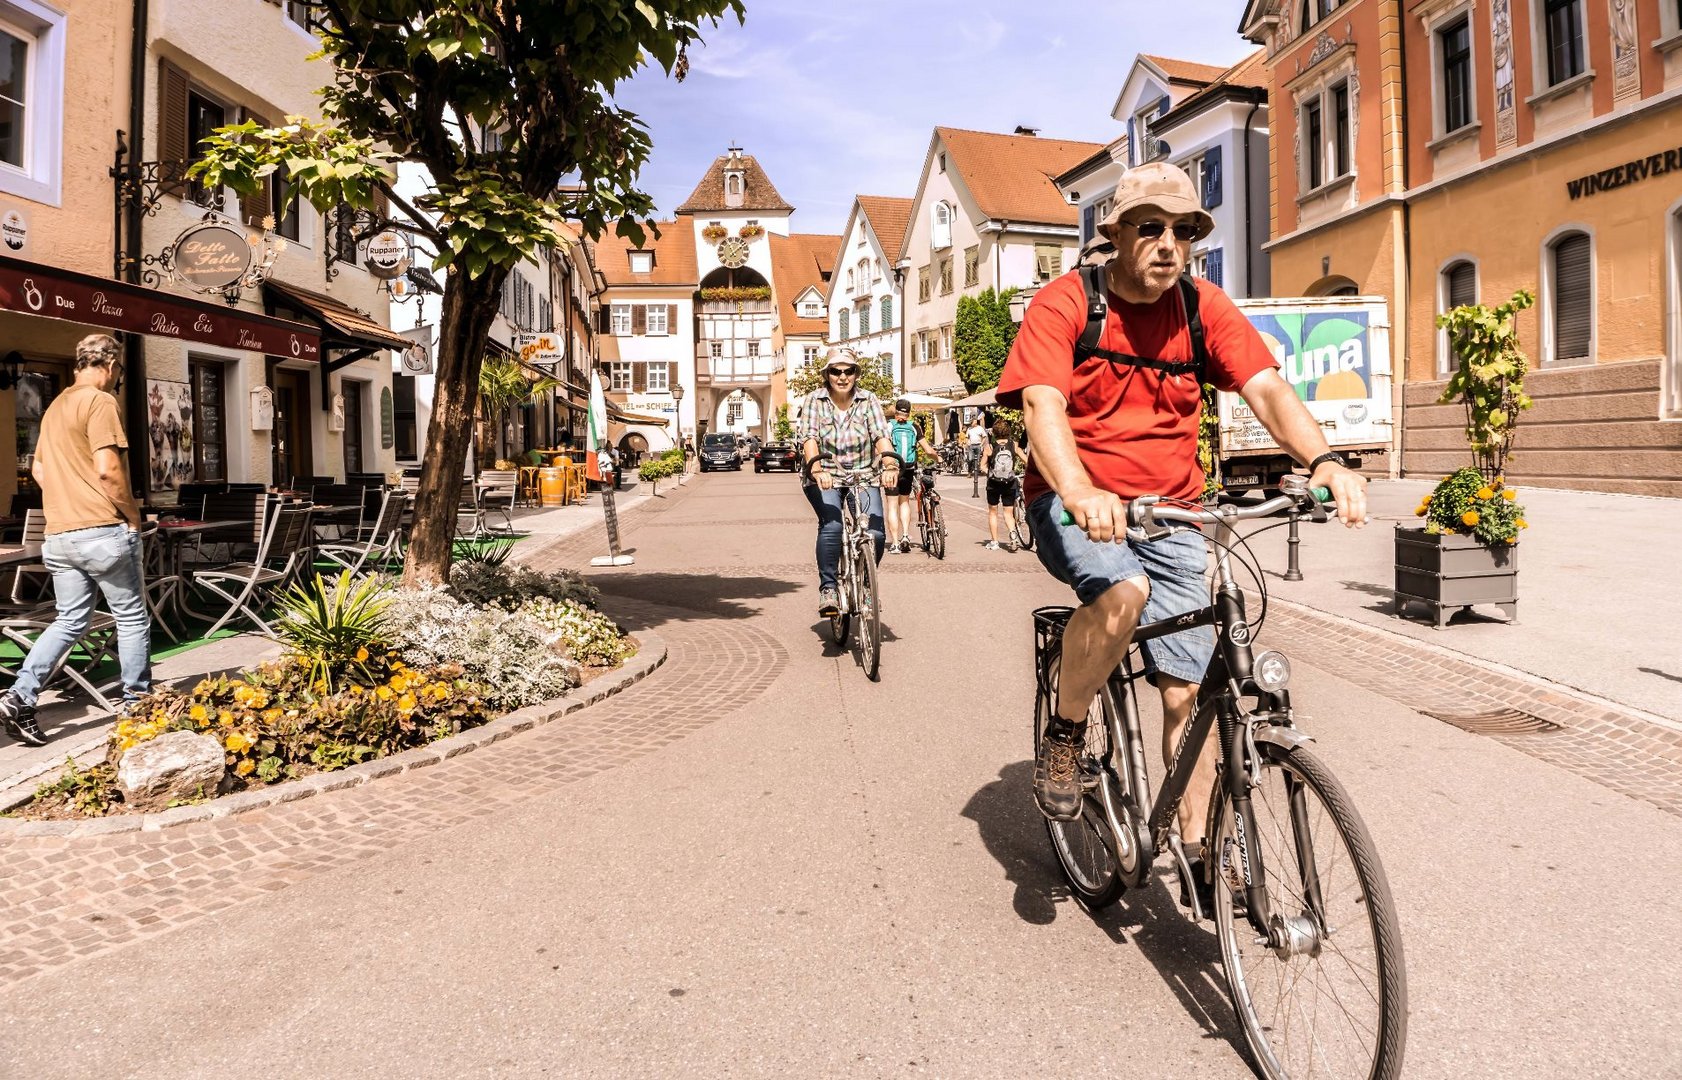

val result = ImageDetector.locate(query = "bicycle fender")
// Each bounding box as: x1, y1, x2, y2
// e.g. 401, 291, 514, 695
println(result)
1252, 723, 1315, 752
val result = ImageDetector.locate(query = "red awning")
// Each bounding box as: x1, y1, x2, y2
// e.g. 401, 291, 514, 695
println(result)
0, 253, 323, 360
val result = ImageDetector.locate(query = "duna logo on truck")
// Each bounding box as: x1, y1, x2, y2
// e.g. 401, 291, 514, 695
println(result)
1247, 311, 1371, 402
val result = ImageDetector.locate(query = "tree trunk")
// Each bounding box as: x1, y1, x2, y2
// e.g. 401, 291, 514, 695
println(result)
403, 267, 510, 587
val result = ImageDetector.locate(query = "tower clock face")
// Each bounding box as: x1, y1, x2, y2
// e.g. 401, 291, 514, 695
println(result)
716, 236, 751, 268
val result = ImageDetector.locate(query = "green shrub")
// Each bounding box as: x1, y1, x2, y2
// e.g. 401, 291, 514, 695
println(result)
273, 571, 391, 693
1416, 467, 1528, 545
380, 587, 581, 710
517, 597, 632, 667
446, 560, 598, 610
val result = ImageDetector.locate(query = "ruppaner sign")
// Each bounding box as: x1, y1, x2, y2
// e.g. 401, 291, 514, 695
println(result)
0, 253, 321, 360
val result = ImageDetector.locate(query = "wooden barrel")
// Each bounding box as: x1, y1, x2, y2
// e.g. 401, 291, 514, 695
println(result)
539, 467, 567, 507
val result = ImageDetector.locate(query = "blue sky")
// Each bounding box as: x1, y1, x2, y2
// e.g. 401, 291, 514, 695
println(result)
611, 1, 1259, 237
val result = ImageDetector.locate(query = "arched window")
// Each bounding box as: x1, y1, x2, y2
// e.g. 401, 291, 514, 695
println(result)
931, 202, 952, 250
1439, 259, 1478, 375
838, 307, 850, 339
846, 268, 855, 291
879, 295, 893, 330
1549, 230, 1592, 365
858, 258, 871, 291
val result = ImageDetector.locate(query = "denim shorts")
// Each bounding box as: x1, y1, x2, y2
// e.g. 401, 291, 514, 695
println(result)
1026, 492, 1215, 684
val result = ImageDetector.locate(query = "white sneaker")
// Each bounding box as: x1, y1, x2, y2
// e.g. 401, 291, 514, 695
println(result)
983, 540, 1000, 550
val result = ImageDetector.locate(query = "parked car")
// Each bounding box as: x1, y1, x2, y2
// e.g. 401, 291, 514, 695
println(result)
698, 432, 742, 472
755, 442, 799, 473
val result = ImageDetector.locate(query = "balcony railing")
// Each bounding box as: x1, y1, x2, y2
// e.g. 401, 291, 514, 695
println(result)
696, 352, 782, 384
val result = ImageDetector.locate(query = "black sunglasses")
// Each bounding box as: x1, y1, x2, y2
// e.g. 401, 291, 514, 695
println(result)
1123, 219, 1200, 242
829, 367, 859, 377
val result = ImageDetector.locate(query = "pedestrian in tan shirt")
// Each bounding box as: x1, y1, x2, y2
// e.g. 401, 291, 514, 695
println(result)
1, 334, 151, 745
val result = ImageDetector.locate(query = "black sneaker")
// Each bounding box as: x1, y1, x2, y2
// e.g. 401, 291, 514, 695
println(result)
818, 586, 840, 618
1033, 721, 1084, 821
0, 691, 47, 747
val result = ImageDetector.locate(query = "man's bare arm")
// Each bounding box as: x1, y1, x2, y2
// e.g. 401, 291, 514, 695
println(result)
93, 446, 139, 528
1022, 384, 1126, 542
1238, 368, 1368, 527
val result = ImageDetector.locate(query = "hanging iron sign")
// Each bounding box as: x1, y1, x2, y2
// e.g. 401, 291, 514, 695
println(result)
364, 231, 408, 279
171, 222, 253, 289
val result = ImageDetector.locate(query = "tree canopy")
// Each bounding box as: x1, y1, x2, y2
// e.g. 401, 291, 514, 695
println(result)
786, 353, 896, 402
953, 287, 1019, 393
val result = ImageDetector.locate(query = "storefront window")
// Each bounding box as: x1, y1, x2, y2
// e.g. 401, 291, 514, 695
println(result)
190, 359, 226, 482
343, 379, 365, 474
13, 364, 59, 479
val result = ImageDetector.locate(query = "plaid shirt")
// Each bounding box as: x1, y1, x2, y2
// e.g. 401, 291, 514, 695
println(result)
796, 389, 888, 473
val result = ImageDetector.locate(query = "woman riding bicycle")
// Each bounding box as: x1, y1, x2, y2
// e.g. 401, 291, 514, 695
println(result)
797, 348, 900, 619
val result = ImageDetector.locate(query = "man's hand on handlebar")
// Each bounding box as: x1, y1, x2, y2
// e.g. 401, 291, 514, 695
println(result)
1062, 483, 1128, 544
1307, 461, 1369, 528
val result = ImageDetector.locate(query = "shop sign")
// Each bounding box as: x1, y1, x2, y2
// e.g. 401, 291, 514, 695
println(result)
328, 392, 346, 433
251, 386, 275, 431
365, 231, 408, 279
0, 254, 321, 360
1566, 145, 1682, 200
398, 325, 432, 374
171, 222, 253, 289
380, 386, 395, 449
516, 331, 562, 366
2, 209, 26, 252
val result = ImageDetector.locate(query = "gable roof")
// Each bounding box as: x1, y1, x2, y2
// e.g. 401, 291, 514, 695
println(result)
1139, 54, 1232, 84
855, 195, 913, 266
594, 221, 698, 287
1156, 49, 1268, 133
770, 232, 841, 336
675, 152, 794, 214
935, 127, 1106, 229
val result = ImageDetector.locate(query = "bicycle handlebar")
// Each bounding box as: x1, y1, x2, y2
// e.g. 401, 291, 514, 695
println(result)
1057, 478, 1334, 531
806, 451, 905, 484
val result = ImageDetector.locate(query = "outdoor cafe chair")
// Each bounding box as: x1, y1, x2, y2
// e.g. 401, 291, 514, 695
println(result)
308, 484, 368, 540
139, 524, 186, 644
0, 612, 119, 713
7, 509, 49, 606
455, 480, 485, 539
189, 506, 314, 637
478, 470, 519, 534
185, 492, 269, 566
317, 489, 406, 576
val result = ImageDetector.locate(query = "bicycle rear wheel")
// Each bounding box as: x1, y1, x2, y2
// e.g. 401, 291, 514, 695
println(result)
930, 501, 947, 560
1032, 671, 1124, 910
852, 537, 882, 680
1013, 495, 1035, 551
1211, 742, 1407, 1080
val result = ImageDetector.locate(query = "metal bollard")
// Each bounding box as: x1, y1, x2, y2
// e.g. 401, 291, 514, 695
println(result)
1283, 512, 1303, 581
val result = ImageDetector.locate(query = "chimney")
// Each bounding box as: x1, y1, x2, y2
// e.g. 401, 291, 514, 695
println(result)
1013, 125, 1040, 137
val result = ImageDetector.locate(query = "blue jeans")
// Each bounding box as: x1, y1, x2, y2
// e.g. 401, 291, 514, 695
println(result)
803, 483, 885, 590
13, 524, 152, 708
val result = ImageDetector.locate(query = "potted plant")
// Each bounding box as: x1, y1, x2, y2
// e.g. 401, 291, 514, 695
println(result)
701, 224, 727, 241
738, 223, 764, 239
1394, 289, 1534, 627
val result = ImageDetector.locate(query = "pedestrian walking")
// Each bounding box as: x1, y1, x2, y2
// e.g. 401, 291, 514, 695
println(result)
0, 334, 152, 745
884, 399, 935, 553
965, 415, 986, 478
980, 419, 1027, 551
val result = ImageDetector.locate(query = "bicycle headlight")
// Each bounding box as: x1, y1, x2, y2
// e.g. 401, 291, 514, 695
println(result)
1253, 650, 1291, 692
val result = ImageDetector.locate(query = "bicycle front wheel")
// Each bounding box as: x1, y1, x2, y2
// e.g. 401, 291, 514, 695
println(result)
930, 501, 947, 560
1013, 496, 1035, 551
1211, 742, 1407, 1080
852, 538, 882, 680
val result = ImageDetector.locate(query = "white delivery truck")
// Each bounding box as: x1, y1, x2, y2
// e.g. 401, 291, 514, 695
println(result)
1217, 295, 1394, 492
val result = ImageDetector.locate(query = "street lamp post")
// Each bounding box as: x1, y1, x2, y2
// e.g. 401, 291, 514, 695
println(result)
671, 381, 687, 458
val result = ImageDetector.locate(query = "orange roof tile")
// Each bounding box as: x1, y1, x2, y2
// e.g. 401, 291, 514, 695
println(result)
770, 232, 841, 337
935, 128, 1106, 228
594, 221, 698, 287
855, 195, 913, 265
1158, 49, 1269, 129
1140, 54, 1231, 84
676, 153, 794, 214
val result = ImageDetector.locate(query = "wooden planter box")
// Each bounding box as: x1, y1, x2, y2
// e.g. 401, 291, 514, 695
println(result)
1393, 526, 1518, 628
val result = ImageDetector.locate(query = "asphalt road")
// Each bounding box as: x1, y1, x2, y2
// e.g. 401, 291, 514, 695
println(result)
3, 470, 1679, 1079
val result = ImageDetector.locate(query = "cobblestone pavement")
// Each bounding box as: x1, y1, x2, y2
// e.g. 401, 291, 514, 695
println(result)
0, 511, 787, 986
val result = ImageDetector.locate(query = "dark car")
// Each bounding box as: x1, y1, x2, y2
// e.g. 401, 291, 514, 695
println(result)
755, 442, 799, 473
698, 432, 742, 472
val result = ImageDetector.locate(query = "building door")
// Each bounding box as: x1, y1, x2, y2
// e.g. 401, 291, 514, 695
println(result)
190, 359, 227, 482
342, 380, 365, 474
270, 366, 313, 486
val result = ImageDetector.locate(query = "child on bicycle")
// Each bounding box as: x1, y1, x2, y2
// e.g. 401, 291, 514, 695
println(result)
797, 349, 899, 618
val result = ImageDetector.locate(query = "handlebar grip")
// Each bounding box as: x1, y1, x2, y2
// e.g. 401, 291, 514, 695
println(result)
1310, 486, 1332, 503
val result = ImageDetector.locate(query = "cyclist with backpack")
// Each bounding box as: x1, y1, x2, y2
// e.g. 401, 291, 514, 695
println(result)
996, 162, 1368, 906
885, 399, 937, 553
980, 419, 1027, 552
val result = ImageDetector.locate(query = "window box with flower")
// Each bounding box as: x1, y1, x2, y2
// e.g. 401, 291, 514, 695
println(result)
700, 224, 728, 241
1394, 290, 1534, 628
737, 224, 764, 238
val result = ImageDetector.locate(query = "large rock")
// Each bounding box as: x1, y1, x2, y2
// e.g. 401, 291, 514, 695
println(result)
118, 730, 226, 809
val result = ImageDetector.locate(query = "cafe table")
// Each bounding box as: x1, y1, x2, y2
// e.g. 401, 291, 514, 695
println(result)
146, 519, 250, 640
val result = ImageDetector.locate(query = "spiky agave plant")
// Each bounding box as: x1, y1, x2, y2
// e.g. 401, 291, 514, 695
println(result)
272, 571, 393, 694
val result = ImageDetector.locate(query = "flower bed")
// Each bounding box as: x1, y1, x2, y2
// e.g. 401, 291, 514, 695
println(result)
14, 559, 636, 820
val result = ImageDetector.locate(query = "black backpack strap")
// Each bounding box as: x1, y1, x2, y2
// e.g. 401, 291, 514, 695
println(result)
1179, 273, 1208, 386
1074, 263, 1108, 363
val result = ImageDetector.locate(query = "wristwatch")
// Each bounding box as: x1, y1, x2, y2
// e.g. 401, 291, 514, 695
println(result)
1306, 451, 1348, 473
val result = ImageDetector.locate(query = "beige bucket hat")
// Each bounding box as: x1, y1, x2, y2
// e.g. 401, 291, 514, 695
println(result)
1097, 162, 1215, 245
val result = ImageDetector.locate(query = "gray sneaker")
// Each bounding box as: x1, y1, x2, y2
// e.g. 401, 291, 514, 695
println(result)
1033, 723, 1083, 821
818, 586, 840, 618
0, 691, 47, 747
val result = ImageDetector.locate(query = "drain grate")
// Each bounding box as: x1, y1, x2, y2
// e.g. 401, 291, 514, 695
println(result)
1419, 707, 1562, 736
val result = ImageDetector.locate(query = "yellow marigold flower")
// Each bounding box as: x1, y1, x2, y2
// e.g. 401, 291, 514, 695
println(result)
390, 674, 409, 693
1414, 505, 1426, 516
1507, 537, 1518, 545
391, 660, 406, 670
1461, 511, 1480, 526
1503, 489, 1517, 500
219, 711, 235, 727
1516, 518, 1528, 528
263, 708, 282, 722
355, 646, 370, 663
189, 704, 208, 722
348, 684, 364, 696
397, 693, 417, 712
1476, 487, 1494, 500
235, 759, 256, 777
375, 685, 394, 700
313, 679, 328, 695
225, 732, 248, 752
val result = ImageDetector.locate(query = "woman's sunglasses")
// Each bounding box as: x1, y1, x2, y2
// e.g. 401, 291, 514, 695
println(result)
1123, 219, 1200, 242
829, 367, 859, 377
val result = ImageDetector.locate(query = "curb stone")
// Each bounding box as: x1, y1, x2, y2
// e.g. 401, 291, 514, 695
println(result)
0, 626, 668, 839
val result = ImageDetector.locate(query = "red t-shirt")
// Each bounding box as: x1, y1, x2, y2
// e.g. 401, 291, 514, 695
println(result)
997, 270, 1277, 505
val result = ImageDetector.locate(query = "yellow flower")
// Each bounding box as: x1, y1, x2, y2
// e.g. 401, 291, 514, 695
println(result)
348, 685, 364, 696
219, 710, 235, 727
390, 674, 409, 693
355, 647, 369, 663
397, 693, 417, 712
375, 685, 394, 700
224, 732, 249, 752
1414, 505, 1426, 517
1516, 518, 1528, 528
235, 759, 256, 777
1503, 489, 1517, 500
1476, 487, 1494, 500
1507, 537, 1518, 545
1461, 511, 1480, 526
189, 704, 208, 722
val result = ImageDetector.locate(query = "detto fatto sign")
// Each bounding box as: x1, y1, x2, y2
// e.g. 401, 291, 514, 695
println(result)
171, 222, 254, 289
0, 253, 321, 360
1566, 144, 1682, 200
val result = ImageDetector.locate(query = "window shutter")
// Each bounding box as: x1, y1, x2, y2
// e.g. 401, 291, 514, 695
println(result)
632, 362, 647, 393
1446, 262, 1476, 309
632, 304, 646, 335
1126, 116, 1137, 166
1553, 234, 1592, 362
597, 306, 610, 334
159, 59, 190, 187
238, 110, 273, 228
839, 308, 849, 339
1082, 205, 1095, 243
372, 183, 389, 222
667, 304, 678, 329
1202, 146, 1223, 210
880, 296, 892, 329
668, 362, 678, 389
1205, 248, 1224, 288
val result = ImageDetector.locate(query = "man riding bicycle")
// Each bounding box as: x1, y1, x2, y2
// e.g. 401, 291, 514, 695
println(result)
798, 349, 900, 618
886, 399, 938, 553
996, 162, 1368, 905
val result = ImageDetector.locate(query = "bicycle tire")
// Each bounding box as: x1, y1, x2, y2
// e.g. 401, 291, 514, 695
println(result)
853, 538, 882, 680
1013, 495, 1035, 551
1210, 741, 1407, 1080
930, 502, 947, 560
1032, 672, 1125, 911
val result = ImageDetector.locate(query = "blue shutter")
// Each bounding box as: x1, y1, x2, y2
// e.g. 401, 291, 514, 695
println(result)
1155, 95, 1171, 117
1126, 116, 1137, 166
1202, 145, 1223, 210
1082, 204, 1095, 243
1205, 248, 1224, 288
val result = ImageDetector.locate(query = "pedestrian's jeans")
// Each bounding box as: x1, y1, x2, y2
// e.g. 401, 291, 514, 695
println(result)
803, 483, 885, 591
13, 524, 152, 709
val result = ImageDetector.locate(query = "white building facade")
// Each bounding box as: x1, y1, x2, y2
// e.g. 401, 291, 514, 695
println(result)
826, 195, 910, 386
